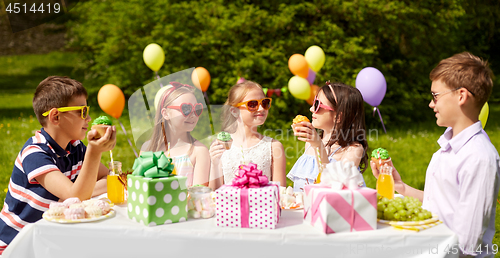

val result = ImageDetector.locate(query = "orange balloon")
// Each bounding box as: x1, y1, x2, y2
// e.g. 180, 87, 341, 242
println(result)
98, 84, 125, 119
191, 67, 211, 92
306, 85, 319, 105
288, 54, 309, 78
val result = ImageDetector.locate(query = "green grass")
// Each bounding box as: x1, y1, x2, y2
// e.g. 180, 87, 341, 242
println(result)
0, 52, 499, 248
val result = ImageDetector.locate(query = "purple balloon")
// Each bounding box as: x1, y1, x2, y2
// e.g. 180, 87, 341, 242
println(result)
306, 68, 316, 85
355, 67, 387, 107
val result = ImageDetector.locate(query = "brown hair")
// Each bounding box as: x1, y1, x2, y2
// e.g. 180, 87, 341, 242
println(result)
319, 82, 369, 173
33, 76, 88, 126
429, 52, 494, 109
221, 81, 264, 133
145, 86, 197, 155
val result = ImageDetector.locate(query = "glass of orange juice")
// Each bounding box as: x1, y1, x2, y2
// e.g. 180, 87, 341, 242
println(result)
376, 165, 394, 199
107, 161, 125, 204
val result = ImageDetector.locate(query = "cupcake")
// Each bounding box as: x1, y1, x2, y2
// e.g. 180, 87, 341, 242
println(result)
64, 207, 85, 220
292, 115, 310, 125
69, 203, 86, 209
217, 131, 233, 150
62, 197, 81, 208
49, 202, 66, 209
84, 206, 104, 218
371, 148, 391, 170
91, 116, 113, 139
46, 207, 65, 219
92, 200, 111, 214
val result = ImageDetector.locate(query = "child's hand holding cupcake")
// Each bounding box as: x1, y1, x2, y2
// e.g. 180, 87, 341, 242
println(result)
292, 115, 322, 148
209, 131, 232, 164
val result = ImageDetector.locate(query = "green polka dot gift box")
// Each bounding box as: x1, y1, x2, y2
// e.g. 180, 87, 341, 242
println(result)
127, 151, 188, 226
127, 175, 188, 226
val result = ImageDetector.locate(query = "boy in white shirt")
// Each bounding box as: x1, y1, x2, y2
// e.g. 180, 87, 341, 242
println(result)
372, 52, 499, 257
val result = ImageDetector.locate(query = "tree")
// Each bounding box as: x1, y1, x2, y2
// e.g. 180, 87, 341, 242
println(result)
68, 0, 490, 128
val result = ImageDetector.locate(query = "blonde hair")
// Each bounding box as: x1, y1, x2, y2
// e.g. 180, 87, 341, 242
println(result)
430, 52, 494, 109
221, 81, 264, 133
145, 86, 196, 155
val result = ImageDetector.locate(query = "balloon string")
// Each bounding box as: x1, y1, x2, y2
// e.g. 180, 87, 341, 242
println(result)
118, 118, 139, 158
376, 107, 387, 134
203, 91, 215, 135
155, 71, 164, 87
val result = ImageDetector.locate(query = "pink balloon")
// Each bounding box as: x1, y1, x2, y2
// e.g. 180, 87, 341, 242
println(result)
237, 77, 246, 84
306, 68, 316, 85
355, 67, 387, 107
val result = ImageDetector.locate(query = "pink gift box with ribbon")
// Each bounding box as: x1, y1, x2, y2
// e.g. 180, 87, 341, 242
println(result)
303, 185, 377, 234
215, 163, 280, 229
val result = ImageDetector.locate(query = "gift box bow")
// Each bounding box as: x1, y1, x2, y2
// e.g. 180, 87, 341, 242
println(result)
321, 160, 365, 190
132, 151, 174, 178
231, 163, 269, 188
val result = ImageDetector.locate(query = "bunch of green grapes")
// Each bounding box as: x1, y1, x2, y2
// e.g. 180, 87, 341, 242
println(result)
377, 194, 433, 221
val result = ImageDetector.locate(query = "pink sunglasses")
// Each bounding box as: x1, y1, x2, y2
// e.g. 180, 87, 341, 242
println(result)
166, 103, 203, 117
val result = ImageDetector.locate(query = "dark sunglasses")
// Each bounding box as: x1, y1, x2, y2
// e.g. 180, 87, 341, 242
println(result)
312, 96, 334, 113
235, 98, 272, 112
167, 103, 203, 117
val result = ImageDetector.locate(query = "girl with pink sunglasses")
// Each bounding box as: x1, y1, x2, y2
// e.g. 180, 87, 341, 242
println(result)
288, 82, 369, 192
141, 82, 210, 187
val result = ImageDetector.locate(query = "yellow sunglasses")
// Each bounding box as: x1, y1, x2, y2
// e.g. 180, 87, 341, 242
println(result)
42, 106, 90, 119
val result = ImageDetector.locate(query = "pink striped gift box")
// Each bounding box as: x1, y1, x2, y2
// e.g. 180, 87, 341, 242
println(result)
303, 185, 377, 234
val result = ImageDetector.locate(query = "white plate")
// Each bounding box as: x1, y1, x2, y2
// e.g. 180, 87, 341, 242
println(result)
377, 214, 438, 226
43, 209, 115, 224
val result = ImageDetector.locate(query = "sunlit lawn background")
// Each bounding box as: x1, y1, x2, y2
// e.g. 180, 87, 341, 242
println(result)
0, 52, 498, 246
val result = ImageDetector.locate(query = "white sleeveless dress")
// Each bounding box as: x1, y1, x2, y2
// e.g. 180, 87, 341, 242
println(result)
221, 136, 273, 184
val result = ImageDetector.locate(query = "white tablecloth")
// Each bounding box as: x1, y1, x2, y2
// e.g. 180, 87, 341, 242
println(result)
3, 205, 458, 258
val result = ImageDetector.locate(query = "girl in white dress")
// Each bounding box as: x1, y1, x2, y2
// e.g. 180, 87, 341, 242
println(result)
209, 81, 286, 190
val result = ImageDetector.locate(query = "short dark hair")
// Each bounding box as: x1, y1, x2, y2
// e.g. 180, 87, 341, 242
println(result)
430, 52, 494, 109
33, 76, 88, 126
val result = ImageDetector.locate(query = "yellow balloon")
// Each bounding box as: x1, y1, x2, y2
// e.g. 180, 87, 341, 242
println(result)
304, 45, 325, 72
143, 43, 165, 72
479, 102, 489, 129
288, 76, 311, 100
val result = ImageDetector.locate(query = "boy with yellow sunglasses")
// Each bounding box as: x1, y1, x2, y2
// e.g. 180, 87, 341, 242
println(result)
0, 76, 116, 253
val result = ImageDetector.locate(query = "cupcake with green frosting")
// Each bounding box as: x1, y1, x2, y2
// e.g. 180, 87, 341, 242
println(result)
91, 116, 112, 139
371, 147, 391, 170
217, 131, 233, 150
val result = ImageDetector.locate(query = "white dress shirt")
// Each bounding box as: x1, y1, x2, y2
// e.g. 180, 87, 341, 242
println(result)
423, 121, 500, 257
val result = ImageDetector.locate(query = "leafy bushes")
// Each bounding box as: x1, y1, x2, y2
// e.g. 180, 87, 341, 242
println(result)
67, 0, 500, 128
